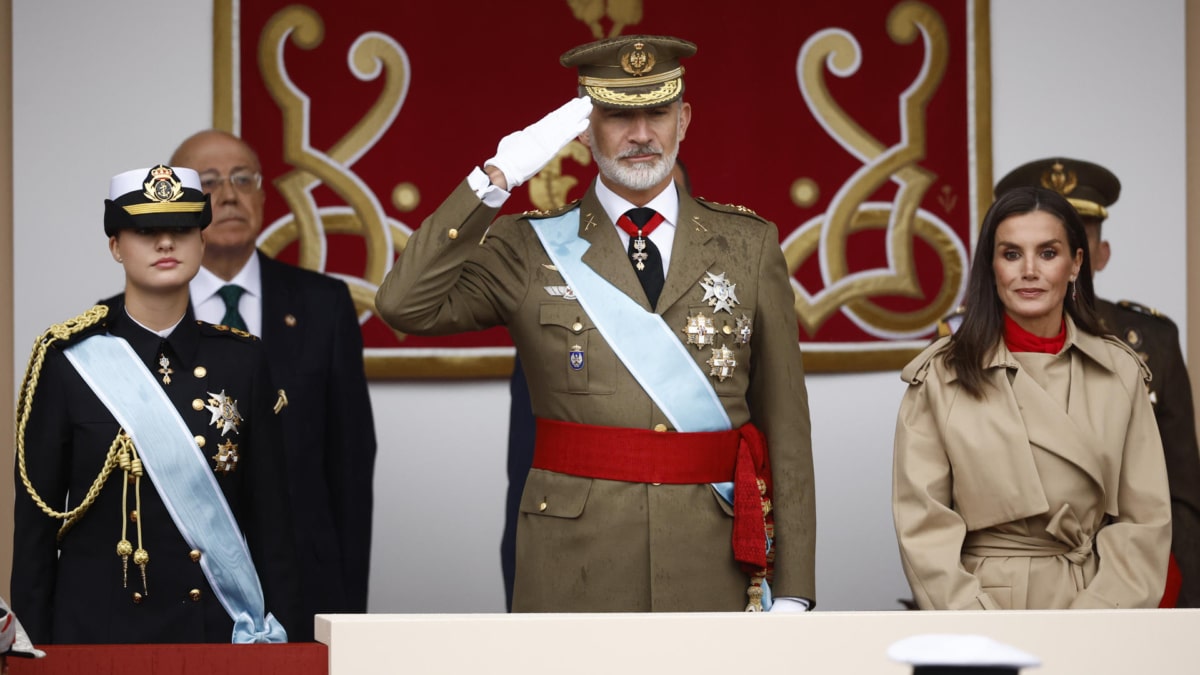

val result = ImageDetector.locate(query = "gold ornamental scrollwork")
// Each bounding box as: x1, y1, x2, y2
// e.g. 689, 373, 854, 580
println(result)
785, 0, 967, 338
566, 0, 643, 39
255, 5, 414, 324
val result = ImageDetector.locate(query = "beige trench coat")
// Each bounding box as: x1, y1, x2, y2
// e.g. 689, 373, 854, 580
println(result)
893, 318, 1171, 609
376, 180, 815, 610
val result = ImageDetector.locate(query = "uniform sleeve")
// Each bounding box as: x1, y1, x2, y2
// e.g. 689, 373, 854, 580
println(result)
892, 371, 1001, 610
11, 348, 72, 643
323, 281, 377, 611
1149, 334, 1200, 606
745, 223, 815, 603
1070, 366, 1172, 609
374, 180, 531, 335
240, 345, 303, 636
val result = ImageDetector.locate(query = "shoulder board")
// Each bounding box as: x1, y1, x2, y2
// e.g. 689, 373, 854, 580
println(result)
518, 200, 580, 220
197, 320, 259, 342
45, 304, 110, 347
900, 336, 952, 385
1101, 334, 1152, 384
694, 197, 770, 223
1116, 299, 1174, 324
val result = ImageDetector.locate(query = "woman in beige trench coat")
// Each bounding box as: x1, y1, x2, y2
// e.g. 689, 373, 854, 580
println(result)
893, 186, 1171, 610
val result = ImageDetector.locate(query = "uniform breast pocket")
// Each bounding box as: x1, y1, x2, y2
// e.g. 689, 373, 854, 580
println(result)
538, 304, 616, 395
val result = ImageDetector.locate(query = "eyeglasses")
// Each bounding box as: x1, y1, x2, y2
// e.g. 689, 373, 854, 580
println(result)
199, 171, 262, 194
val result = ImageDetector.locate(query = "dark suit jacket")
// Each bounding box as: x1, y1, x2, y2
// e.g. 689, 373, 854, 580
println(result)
12, 299, 300, 643
257, 252, 377, 638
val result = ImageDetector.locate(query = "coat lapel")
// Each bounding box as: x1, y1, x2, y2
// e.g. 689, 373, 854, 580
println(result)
256, 252, 300, 365
577, 187, 654, 311
656, 193, 716, 312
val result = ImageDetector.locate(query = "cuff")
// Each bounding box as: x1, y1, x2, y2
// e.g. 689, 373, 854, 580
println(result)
468, 167, 511, 209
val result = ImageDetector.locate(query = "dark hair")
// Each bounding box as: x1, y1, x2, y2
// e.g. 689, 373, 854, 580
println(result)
946, 186, 1102, 397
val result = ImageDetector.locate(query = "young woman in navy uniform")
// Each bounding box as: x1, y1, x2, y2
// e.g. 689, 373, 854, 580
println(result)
12, 165, 299, 643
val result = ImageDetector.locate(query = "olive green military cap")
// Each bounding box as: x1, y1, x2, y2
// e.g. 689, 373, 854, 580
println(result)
995, 157, 1121, 221
561, 35, 696, 108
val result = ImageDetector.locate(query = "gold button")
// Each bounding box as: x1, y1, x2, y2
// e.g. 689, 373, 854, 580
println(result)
129, 510, 138, 523
285, 314, 298, 327
190, 549, 202, 562
132, 592, 143, 604
195, 435, 205, 448
192, 399, 205, 411
448, 228, 459, 240
722, 325, 733, 335
572, 322, 583, 332
652, 482, 662, 486
189, 589, 202, 602
193, 366, 207, 378
538, 501, 548, 512
653, 424, 668, 432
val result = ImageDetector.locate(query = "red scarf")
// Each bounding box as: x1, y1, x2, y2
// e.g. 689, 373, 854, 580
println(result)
1003, 314, 1066, 354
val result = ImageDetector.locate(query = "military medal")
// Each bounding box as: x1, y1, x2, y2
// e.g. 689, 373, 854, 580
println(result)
683, 312, 717, 348
157, 353, 173, 384
699, 271, 740, 314
545, 285, 578, 300
631, 234, 650, 271
203, 390, 243, 436
707, 345, 738, 382
212, 439, 240, 473
569, 344, 585, 371
735, 314, 753, 346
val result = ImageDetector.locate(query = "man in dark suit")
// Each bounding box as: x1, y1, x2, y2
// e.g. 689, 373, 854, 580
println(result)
996, 157, 1200, 607
172, 131, 377, 638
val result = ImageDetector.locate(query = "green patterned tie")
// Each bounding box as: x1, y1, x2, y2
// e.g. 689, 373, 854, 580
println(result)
216, 284, 248, 331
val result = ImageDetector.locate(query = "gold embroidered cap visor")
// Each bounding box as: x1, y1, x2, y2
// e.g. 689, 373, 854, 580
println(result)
560, 34, 697, 109
103, 164, 212, 237
995, 157, 1121, 222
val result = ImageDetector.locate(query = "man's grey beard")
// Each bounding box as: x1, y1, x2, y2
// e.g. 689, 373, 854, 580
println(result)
594, 139, 679, 192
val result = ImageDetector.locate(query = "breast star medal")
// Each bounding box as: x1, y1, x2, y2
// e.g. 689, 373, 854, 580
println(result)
699, 272, 739, 314
212, 439, 240, 473
707, 345, 738, 382
735, 314, 753, 346
683, 312, 717, 348
204, 390, 243, 436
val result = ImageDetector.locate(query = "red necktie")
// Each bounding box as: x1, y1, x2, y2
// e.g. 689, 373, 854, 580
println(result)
616, 208, 665, 309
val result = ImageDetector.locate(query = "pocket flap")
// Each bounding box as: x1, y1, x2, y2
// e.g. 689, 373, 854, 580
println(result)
539, 304, 594, 331
519, 468, 592, 519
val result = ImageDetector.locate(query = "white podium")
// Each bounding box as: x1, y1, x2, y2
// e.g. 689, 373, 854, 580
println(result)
316, 609, 1200, 674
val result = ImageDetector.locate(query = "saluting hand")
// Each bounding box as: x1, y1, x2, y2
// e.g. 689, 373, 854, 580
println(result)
484, 96, 593, 191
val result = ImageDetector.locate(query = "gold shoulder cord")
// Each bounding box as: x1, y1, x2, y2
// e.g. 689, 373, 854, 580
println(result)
14, 305, 120, 539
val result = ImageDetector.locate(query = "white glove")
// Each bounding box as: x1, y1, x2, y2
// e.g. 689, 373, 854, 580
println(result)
484, 96, 593, 189
769, 597, 812, 612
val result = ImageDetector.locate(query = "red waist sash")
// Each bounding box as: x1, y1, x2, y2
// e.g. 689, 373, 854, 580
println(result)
532, 418, 772, 569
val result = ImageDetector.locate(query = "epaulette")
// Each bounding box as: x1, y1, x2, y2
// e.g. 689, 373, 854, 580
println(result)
695, 197, 770, 223
44, 304, 111, 349
518, 199, 580, 220
197, 320, 259, 342
900, 336, 952, 385
1116, 299, 1174, 324
1101, 333, 1153, 384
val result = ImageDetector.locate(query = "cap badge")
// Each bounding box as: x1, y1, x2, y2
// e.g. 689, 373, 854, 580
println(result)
143, 164, 184, 203
621, 42, 656, 76
1040, 161, 1078, 196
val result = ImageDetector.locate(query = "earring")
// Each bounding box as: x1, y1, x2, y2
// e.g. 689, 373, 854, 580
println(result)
117, 257, 124, 263
1070, 279, 1077, 304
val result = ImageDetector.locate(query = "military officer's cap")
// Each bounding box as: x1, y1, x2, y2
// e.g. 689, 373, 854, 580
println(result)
888, 634, 1040, 675
995, 157, 1120, 221
103, 164, 212, 237
561, 35, 696, 109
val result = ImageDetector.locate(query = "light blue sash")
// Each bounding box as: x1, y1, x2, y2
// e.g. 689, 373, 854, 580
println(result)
529, 210, 730, 433
63, 334, 287, 643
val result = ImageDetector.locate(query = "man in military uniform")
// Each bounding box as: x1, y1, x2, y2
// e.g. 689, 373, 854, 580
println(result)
995, 157, 1200, 607
12, 166, 300, 642
376, 35, 816, 612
